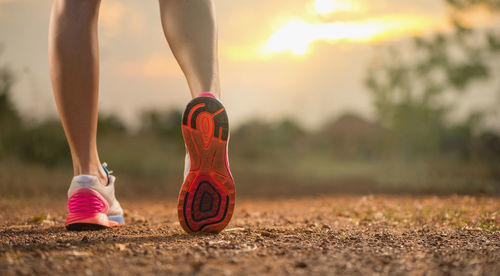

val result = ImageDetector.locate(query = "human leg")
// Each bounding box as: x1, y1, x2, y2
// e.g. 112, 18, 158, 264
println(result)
49, 0, 107, 186
49, 0, 124, 230
158, 0, 220, 98
158, 0, 235, 233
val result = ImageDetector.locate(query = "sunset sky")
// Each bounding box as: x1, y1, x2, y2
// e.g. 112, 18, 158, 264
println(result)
0, 0, 498, 129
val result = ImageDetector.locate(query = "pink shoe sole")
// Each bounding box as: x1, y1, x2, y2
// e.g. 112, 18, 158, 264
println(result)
66, 188, 124, 231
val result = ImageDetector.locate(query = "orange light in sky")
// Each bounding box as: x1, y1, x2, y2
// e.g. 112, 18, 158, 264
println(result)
314, 0, 361, 14
262, 14, 442, 56
257, 0, 446, 56
263, 19, 382, 55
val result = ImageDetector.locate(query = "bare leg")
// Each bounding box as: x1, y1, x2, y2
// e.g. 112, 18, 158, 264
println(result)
158, 0, 221, 98
49, 0, 107, 185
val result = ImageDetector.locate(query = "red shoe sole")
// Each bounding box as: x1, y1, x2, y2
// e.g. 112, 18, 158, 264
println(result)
178, 96, 235, 233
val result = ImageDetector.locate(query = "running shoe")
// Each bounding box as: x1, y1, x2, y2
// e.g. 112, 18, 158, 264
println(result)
177, 92, 235, 233
65, 163, 125, 230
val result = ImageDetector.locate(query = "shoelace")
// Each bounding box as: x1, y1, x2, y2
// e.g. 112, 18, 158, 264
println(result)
102, 162, 113, 185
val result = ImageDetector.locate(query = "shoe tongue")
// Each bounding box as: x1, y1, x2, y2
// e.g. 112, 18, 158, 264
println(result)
73, 175, 96, 183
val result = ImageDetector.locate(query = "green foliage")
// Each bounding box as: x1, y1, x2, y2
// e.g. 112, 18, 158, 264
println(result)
139, 109, 183, 144
476, 131, 500, 161
365, 4, 500, 159
97, 114, 126, 137
0, 62, 19, 133
0, 62, 20, 155
0, 52, 69, 166
446, 0, 500, 9
231, 119, 306, 159
316, 114, 385, 159
4, 120, 71, 166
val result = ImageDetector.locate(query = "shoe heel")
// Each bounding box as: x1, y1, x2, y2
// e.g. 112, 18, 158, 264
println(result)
66, 188, 110, 230
179, 96, 235, 233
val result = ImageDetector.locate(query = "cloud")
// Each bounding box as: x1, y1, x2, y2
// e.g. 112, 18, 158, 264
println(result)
264, 13, 446, 55
99, 0, 144, 37
119, 53, 182, 79
0, 0, 16, 15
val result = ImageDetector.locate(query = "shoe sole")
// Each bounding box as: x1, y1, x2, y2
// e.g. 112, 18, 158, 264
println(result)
66, 189, 124, 231
66, 223, 108, 231
66, 213, 124, 231
65, 215, 123, 231
178, 96, 235, 233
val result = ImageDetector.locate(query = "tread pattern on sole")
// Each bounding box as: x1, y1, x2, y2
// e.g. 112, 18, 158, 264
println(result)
178, 96, 235, 233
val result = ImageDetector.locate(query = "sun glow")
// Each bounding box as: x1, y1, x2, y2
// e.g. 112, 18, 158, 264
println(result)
314, 0, 361, 14
262, 15, 441, 56
315, 0, 335, 14
264, 19, 382, 55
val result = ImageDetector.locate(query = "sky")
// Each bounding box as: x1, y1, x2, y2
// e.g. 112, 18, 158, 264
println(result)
0, 0, 498, 130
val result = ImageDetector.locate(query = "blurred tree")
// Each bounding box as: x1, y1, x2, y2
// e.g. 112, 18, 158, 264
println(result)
7, 119, 71, 166
0, 50, 70, 165
0, 58, 19, 132
365, 0, 500, 159
0, 53, 20, 155
139, 109, 183, 144
231, 120, 270, 159
231, 119, 306, 159
447, 0, 500, 9
317, 114, 385, 159
97, 114, 126, 137
269, 119, 306, 148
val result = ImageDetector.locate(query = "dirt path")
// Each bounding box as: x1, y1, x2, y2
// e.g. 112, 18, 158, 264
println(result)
1, 196, 499, 275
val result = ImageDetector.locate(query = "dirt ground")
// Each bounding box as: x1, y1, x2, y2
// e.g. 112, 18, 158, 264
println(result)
0, 195, 499, 275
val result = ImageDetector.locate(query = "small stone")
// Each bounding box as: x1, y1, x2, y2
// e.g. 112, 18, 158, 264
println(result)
191, 261, 204, 271
295, 261, 308, 268
115, 244, 126, 251
261, 231, 272, 237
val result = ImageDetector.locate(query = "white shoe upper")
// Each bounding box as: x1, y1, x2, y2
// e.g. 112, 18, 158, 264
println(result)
67, 174, 124, 217
184, 152, 190, 179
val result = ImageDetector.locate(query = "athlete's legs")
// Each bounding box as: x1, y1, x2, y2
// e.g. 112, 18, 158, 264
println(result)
158, 0, 220, 98
49, 0, 107, 186
159, 0, 234, 233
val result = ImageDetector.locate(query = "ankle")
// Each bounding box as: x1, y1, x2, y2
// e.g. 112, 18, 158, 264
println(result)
194, 90, 220, 99
73, 164, 108, 186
